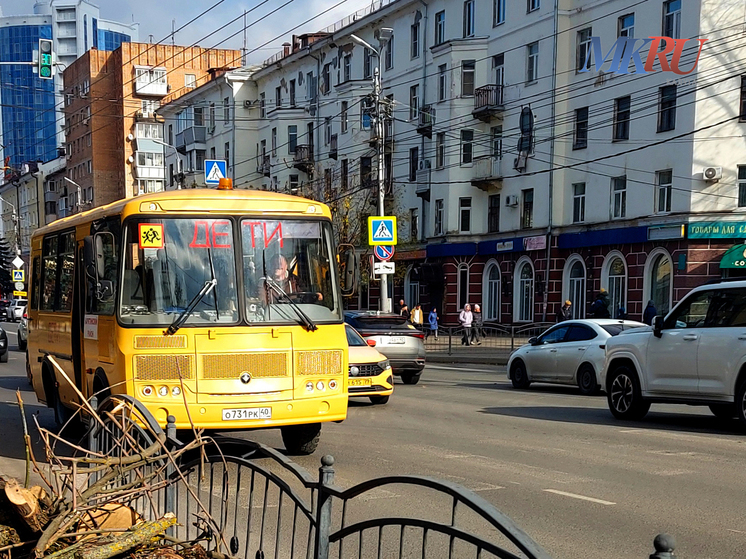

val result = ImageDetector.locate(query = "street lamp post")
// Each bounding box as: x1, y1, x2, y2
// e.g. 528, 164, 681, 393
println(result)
64, 177, 88, 213
153, 139, 182, 190
350, 29, 393, 313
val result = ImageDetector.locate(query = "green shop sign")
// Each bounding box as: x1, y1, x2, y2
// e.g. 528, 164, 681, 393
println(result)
688, 222, 746, 239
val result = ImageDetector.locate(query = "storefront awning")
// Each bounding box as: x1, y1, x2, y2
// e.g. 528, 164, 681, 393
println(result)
719, 244, 746, 268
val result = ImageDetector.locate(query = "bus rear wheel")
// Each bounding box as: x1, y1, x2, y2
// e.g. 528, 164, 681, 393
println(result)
281, 423, 321, 455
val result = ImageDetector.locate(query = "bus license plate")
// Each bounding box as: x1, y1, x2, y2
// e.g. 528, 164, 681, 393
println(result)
222, 407, 272, 421
349, 378, 372, 387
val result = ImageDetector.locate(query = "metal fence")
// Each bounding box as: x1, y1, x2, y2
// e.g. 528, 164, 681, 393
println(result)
86, 396, 677, 559
421, 322, 554, 355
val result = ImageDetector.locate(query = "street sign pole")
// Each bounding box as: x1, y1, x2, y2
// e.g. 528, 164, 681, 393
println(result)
374, 64, 391, 313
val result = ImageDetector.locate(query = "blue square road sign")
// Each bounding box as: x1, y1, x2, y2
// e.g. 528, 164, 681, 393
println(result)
205, 160, 227, 185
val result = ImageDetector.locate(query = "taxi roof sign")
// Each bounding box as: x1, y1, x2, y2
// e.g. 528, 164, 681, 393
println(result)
368, 216, 397, 246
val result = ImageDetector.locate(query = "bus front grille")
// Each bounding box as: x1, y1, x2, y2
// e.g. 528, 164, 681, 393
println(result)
134, 335, 187, 349
201, 353, 289, 379
296, 350, 344, 376
134, 355, 194, 380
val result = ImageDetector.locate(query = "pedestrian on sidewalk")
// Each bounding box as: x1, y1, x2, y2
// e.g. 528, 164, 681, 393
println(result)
643, 300, 657, 325
427, 307, 439, 340
395, 299, 405, 314
411, 304, 424, 329
400, 303, 410, 320
589, 288, 611, 318
459, 304, 474, 346
557, 300, 572, 322
471, 304, 483, 345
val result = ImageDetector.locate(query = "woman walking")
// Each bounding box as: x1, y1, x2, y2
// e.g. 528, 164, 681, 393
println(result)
427, 307, 439, 340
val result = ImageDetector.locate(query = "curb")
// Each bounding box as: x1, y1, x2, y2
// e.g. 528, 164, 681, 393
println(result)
427, 353, 509, 366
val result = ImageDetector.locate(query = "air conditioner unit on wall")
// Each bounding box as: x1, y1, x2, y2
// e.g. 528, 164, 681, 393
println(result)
243, 100, 252, 109
703, 166, 722, 181
505, 195, 519, 207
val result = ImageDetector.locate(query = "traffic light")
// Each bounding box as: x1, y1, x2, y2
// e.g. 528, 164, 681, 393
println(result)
38, 39, 53, 80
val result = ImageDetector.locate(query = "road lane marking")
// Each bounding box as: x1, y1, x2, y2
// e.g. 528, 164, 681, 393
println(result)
542, 489, 616, 506
427, 365, 501, 373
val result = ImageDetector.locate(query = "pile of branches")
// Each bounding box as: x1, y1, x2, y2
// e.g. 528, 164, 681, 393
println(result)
0, 389, 233, 559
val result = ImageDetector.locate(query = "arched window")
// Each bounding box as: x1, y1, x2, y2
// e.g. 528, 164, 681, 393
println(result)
483, 261, 500, 321
404, 266, 420, 307
650, 252, 672, 315
514, 258, 534, 322
567, 259, 586, 319
604, 254, 627, 318
457, 263, 470, 310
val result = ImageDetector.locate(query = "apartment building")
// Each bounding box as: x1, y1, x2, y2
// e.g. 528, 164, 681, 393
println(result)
158, 68, 259, 190
62, 42, 242, 211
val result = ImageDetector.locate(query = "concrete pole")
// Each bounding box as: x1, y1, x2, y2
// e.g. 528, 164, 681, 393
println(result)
374, 65, 391, 313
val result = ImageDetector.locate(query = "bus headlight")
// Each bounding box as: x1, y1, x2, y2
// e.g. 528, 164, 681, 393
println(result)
329, 379, 338, 390
316, 381, 325, 391
172, 386, 181, 397
305, 381, 314, 392
158, 386, 169, 397
142, 386, 154, 397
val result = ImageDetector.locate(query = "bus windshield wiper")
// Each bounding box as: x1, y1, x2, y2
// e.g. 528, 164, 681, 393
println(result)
166, 278, 217, 335
263, 277, 318, 332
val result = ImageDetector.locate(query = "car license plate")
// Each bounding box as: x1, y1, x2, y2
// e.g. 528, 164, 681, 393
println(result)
349, 378, 372, 387
222, 407, 272, 421
387, 336, 405, 344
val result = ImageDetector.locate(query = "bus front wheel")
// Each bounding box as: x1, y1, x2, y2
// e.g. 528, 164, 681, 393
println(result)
281, 423, 321, 455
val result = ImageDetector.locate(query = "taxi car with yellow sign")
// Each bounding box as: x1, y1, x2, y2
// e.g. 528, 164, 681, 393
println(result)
346, 324, 393, 404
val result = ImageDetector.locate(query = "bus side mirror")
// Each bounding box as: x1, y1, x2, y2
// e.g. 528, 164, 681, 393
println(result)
83, 236, 97, 280
338, 245, 357, 297
94, 233, 112, 278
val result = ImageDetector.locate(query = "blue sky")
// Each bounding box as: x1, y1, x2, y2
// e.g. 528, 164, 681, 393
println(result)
5, 0, 372, 64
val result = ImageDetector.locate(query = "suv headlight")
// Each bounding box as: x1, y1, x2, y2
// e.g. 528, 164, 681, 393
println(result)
378, 359, 391, 371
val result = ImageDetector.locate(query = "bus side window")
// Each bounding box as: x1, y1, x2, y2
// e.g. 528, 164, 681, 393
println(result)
86, 232, 117, 315
41, 236, 58, 311
30, 257, 40, 311
57, 232, 75, 313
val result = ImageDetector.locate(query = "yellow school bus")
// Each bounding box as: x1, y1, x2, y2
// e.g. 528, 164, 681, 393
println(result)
27, 185, 349, 454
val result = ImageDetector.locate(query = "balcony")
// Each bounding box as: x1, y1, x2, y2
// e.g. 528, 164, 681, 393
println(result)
258, 155, 271, 177
175, 126, 206, 152
416, 106, 435, 138
133, 165, 166, 180
471, 156, 502, 190
472, 85, 504, 122
416, 168, 431, 200
134, 67, 168, 97
293, 144, 314, 174
329, 134, 338, 160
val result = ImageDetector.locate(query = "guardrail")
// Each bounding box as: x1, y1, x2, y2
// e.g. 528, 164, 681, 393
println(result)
420, 322, 554, 355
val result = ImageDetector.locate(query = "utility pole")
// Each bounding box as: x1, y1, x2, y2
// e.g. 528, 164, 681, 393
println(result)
373, 66, 391, 313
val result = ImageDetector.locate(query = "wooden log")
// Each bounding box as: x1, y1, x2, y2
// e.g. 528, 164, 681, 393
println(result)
76, 513, 177, 559
80, 503, 141, 533
4, 479, 49, 533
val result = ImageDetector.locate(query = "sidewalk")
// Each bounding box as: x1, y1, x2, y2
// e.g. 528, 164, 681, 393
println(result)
426, 347, 511, 366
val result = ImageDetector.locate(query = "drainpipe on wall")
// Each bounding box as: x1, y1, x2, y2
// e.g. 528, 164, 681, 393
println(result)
308, 49, 321, 200
542, 0, 560, 322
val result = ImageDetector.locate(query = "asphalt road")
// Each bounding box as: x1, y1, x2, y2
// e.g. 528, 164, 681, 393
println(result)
0, 326, 743, 558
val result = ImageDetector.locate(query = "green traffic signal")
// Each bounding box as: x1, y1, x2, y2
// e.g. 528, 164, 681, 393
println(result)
38, 39, 53, 80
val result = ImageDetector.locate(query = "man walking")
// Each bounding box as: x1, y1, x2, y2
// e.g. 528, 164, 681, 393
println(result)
459, 304, 474, 346
557, 300, 572, 322
589, 289, 611, 319
471, 304, 483, 345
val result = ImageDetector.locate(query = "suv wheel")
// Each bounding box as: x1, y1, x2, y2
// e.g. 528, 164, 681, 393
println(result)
510, 360, 531, 389
607, 366, 650, 420
735, 379, 746, 431
401, 373, 421, 385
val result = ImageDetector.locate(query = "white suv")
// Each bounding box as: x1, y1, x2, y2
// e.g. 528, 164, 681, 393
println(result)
603, 280, 746, 427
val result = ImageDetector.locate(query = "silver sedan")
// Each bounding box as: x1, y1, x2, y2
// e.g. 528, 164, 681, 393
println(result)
507, 319, 646, 395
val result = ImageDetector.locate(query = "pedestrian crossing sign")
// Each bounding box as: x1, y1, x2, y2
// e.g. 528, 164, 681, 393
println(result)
368, 216, 397, 246
204, 160, 227, 185
12, 269, 24, 283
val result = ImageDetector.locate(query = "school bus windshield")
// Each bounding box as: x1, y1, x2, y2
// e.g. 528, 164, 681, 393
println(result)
120, 217, 341, 327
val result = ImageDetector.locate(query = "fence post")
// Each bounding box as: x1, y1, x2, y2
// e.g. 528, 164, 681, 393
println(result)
165, 415, 177, 529
314, 455, 335, 559
448, 327, 452, 355
87, 396, 98, 454
649, 534, 676, 559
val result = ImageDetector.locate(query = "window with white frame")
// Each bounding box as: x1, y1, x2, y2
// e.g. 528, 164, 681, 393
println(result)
137, 152, 164, 167
577, 28, 592, 71
484, 263, 500, 320
343, 54, 351, 82
259, 93, 266, 117
385, 34, 394, 70
522, 189, 533, 228
363, 49, 372, 79
494, 0, 505, 25
435, 11, 446, 45
656, 169, 672, 213
458, 264, 470, 311
185, 74, 196, 89
526, 42, 539, 83
136, 123, 163, 139
463, 0, 475, 37
459, 197, 471, 233
527, 0, 540, 13
436, 132, 446, 168
567, 259, 586, 319
619, 13, 634, 38
663, 0, 681, 39
410, 84, 420, 120
492, 54, 504, 103
461, 129, 473, 164
573, 182, 585, 223
462, 60, 475, 96
438, 64, 447, 101
411, 22, 420, 58
574, 107, 588, 149
612, 176, 627, 218
606, 256, 627, 319
516, 261, 534, 322
434, 199, 444, 235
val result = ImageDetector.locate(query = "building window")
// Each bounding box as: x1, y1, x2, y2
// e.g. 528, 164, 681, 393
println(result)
436, 132, 446, 168
459, 198, 471, 233
463, 0, 475, 37
658, 85, 677, 132
572, 182, 586, 223
527, 42, 539, 83
656, 169, 673, 213
307, 71, 316, 101
461, 60, 475, 96
275, 86, 282, 109
224, 142, 230, 164
410, 84, 419, 120
410, 208, 419, 240
185, 74, 196, 88
271, 128, 277, 157
612, 176, 627, 218
663, 0, 681, 39
606, 255, 627, 320
209, 103, 215, 129
288, 125, 297, 154
488, 194, 500, 233
521, 189, 534, 229
438, 64, 448, 101
516, 260, 534, 322
649, 252, 672, 315
461, 130, 473, 164
211, 146, 216, 159
195, 150, 206, 171
457, 264, 470, 311
409, 147, 419, 182
289, 175, 299, 194
738, 166, 746, 207
613, 96, 631, 140
341, 159, 348, 190
325, 117, 332, 145
574, 107, 589, 149
322, 64, 330, 94
343, 54, 351, 82
491, 126, 503, 159
434, 199, 444, 235
385, 34, 394, 70
484, 263, 500, 320
527, 0, 540, 13
259, 93, 266, 117
363, 49, 372, 79
435, 11, 446, 45
411, 23, 420, 58
577, 28, 592, 71
619, 13, 634, 38
341, 101, 348, 133
494, 0, 506, 25
222, 97, 230, 125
